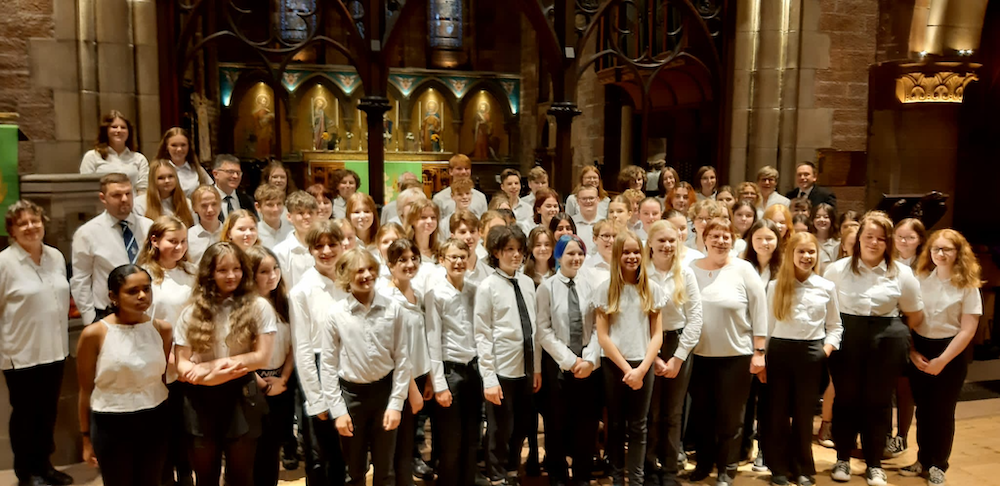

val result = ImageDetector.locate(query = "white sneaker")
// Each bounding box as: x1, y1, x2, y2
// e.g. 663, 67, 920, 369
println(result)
831, 461, 851, 482
866, 467, 887, 486
927, 466, 946, 486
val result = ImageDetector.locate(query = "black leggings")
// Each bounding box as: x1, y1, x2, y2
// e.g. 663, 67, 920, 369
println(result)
646, 330, 693, 482
690, 355, 753, 474
602, 358, 655, 485
910, 333, 968, 472
765, 339, 826, 478
254, 370, 297, 486
92, 402, 170, 486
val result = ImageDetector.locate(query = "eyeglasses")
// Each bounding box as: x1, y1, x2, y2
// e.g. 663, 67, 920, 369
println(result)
897, 235, 919, 243
443, 255, 468, 262
597, 233, 614, 241
931, 247, 956, 255
579, 196, 598, 202
217, 169, 243, 176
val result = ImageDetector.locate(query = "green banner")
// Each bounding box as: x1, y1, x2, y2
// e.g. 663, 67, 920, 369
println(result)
0, 125, 19, 237
344, 161, 424, 205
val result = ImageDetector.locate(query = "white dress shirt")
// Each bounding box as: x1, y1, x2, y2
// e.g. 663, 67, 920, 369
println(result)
290, 268, 345, 416
475, 243, 488, 262
819, 238, 839, 267
263, 318, 292, 371
649, 265, 703, 361
80, 147, 150, 194
381, 285, 432, 378
535, 272, 601, 370
147, 265, 196, 326
916, 269, 983, 339
380, 200, 399, 225
425, 274, 478, 393
764, 191, 790, 209
274, 232, 315, 289
215, 185, 243, 220
174, 296, 278, 361
691, 258, 768, 357
475, 269, 542, 388
765, 275, 843, 348
580, 254, 612, 288
258, 220, 293, 250
333, 196, 347, 220
434, 187, 488, 217
71, 211, 153, 324
0, 243, 70, 370
168, 160, 212, 198
696, 191, 716, 201
186, 223, 221, 264
511, 199, 534, 225
564, 195, 609, 220
573, 214, 600, 255
823, 258, 923, 317
593, 279, 665, 361
681, 248, 705, 267
320, 292, 410, 418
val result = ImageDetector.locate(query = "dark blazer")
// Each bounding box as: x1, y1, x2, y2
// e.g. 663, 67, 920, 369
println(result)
786, 185, 836, 210
216, 185, 259, 221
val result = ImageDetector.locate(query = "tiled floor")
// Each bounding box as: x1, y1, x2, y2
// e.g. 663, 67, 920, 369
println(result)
10, 398, 1000, 486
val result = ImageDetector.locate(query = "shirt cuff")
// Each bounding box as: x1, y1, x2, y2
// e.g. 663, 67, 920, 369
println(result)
305, 400, 327, 417
387, 397, 405, 412
330, 403, 348, 419
673, 348, 690, 362
482, 374, 499, 389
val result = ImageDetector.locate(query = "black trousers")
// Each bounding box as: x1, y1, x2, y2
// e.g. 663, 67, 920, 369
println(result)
829, 315, 909, 467
540, 353, 602, 485
3, 359, 64, 481
435, 360, 483, 486
92, 402, 170, 486
690, 355, 753, 474
340, 373, 398, 486
394, 373, 427, 486
301, 355, 347, 486
254, 370, 297, 486
646, 330, 693, 485
602, 358, 655, 485
741, 375, 768, 458
909, 333, 968, 472
162, 381, 193, 486
486, 375, 534, 481
765, 339, 826, 478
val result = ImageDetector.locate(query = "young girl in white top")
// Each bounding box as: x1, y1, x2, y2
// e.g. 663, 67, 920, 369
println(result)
187, 185, 222, 263
643, 220, 703, 486
811, 203, 839, 268
595, 229, 664, 486
823, 211, 923, 486
77, 265, 172, 486
174, 242, 277, 486
405, 199, 441, 264
220, 210, 260, 252
764, 233, 843, 486
900, 229, 983, 486
80, 111, 149, 195
140, 160, 195, 227
244, 246, 295, 486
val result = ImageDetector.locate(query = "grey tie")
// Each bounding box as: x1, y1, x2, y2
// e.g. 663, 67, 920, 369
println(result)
567, 278, 584, 356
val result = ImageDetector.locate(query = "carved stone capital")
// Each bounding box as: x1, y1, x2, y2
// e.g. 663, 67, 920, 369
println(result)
547, 102, 582, 120
896, 71, 979, 104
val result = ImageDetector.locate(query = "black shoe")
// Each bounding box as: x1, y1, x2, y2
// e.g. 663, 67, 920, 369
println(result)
645, 468, 664, 486
281, 444, 299, 470
689, 467, 712, 482
413, 457, 434, 479
525, 458, 542, 477
18, 476, 52, 486
770, 475, 789, 486
592, 456, 610, 478
42, 468, 73, 486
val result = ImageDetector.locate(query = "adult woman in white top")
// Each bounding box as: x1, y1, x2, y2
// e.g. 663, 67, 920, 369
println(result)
643, 221, 703, 486
565, 165, 611, 219
77, 265, 172, 486
595, 230, 663, 486
155, 128, 213, 198
0, 201, 72, 486
174, 242, 277, 486
822, 211, 923, 486
536, 234, 602, 486
138, 159, 196, 227
899, 229, 982, 486
688, 219, 767, 486
694, 166, 718, 201
137, 215, 196, 486
80, 110, 149, 195
764, 233, 843, 486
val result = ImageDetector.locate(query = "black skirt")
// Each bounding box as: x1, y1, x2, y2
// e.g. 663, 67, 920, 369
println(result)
180, 373, 268, 440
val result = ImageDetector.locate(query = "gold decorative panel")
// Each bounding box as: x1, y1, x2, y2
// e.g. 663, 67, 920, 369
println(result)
895, 71, 978, 103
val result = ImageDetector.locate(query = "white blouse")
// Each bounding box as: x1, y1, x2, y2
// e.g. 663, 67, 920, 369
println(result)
648, 266, 703, 361
690, 258, 768, 357
916, 269, 983, 339
187, 223, 221, 264
474, 269, 542, 387
91, 319, 168, 413
274, 232, 316, 290
535, 272, 601, 370
425, 274, 478, 393
0, 243, 70, 370
381, 285, 432, 378
168, 159, 213, 197
565, 194, 610, 220
765, 274, 843, 348
174, 297, 278, 362
148, 265, 196, 326
80, 147, 149, 194
593, 279, 665, 362
823, 258, 923, 317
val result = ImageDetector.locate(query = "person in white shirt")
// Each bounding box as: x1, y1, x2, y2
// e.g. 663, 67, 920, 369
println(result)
305, 183, 336, 221
743, 219, 782, 284
433, 154, 488, 217
0, 201, 73, 486
594, 230, 663, 486
381, 172, 420, 225
440, 179, 476, 240
664, 210, 704, 266
763, 233, 842, 486
330, 168, 360, 220
572, 186, 602, 255
476, 225, 542, 485
187, 185, 223, 263
288, 221, 347, 486
565, 165, 610, 219
405, 199, 441, 265
694, 166, 718, 201
254, 184, 292, 250
822, 211, 923, 486
522, 227, 555, 287
274, 191, 320, 289
638, 197, 663, 241
72, 173, 154, 324
478, 210, 509, 263
899, 229, 983, 486
687, 219, 767, 486
581, 219, 620, 287
811, 203, 839, 269
138, 159, 195, 227
320, 249, 409, 486
500, 168, 533, 224
894, 218, 926, 269
656, 167, 679, 208
444, 210, 492, 286
220, 210, 260, 252
76, 265, 172, 486
80, 111, 149, 195
716, 185, 737, 213
212, 154, 258, 222
522, 167, 549, 210
535, 234, 602, 486
347, 192, 380, 248
607, 195, 634, 233
643, 221, 703, 486
687, 199, 725, 254
756, 166, 791, 209
155, 127, 213, 198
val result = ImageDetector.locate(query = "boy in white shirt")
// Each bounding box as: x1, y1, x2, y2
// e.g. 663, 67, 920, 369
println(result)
572, 186, 601, 255
274, 191, 319, 288
186, 185, 222, 264
255, 184, 292, 249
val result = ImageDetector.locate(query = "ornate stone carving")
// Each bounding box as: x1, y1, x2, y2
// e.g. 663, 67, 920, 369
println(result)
896, 71, 979, 103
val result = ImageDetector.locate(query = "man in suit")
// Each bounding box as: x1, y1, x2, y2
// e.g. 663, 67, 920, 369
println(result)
212, 153, 259, 221
785, 161, 836, 209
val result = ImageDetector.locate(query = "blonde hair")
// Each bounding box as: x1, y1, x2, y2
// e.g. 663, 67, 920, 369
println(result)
137, 215, 195, 284
915, 229, 983, 290
185, 242, 258, 354
220, 209, 260, 246
191, 184, 220, 209
736, 181, 762, 208
335, 248, 380, 292
644, 220, 687, 306
405, 199, 440, 256
772, 232, 820, 321
145, 160, 195, 227
688, 198, 724, 221
606, 230, 655, 316
346, 192, 380, 246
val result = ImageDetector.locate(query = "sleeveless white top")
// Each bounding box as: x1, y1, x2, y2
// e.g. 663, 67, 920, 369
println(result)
91, 320, 168, 413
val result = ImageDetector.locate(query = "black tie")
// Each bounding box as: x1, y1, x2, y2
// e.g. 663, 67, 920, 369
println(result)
220, 195, 234, 222
567, 278, 584, 356
119, 220, 138, 264
508, 277, 535, 378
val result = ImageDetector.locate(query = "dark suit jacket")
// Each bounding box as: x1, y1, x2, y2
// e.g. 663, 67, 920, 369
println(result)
216, 185, 259, 220
786, 185, 836, 210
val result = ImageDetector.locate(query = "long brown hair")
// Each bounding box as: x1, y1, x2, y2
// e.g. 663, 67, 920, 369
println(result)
94, 110, 135, 159
145, 160, 195, 227
346, 192, 380, 246
772, 232, 819, 322
606, 230, 655, 316
185, 243, 259, 354
851, 211, 897, 277
261, 159, 297, 196
571, 165, 609, 200
243, 245, 290, 323
137, 215, 195, 284
915, 229, 983, 290
523, 227, 555, 287
405, 199, 440, 257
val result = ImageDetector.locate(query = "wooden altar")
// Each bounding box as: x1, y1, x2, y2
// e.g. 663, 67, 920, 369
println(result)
302, 150, 451, 203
